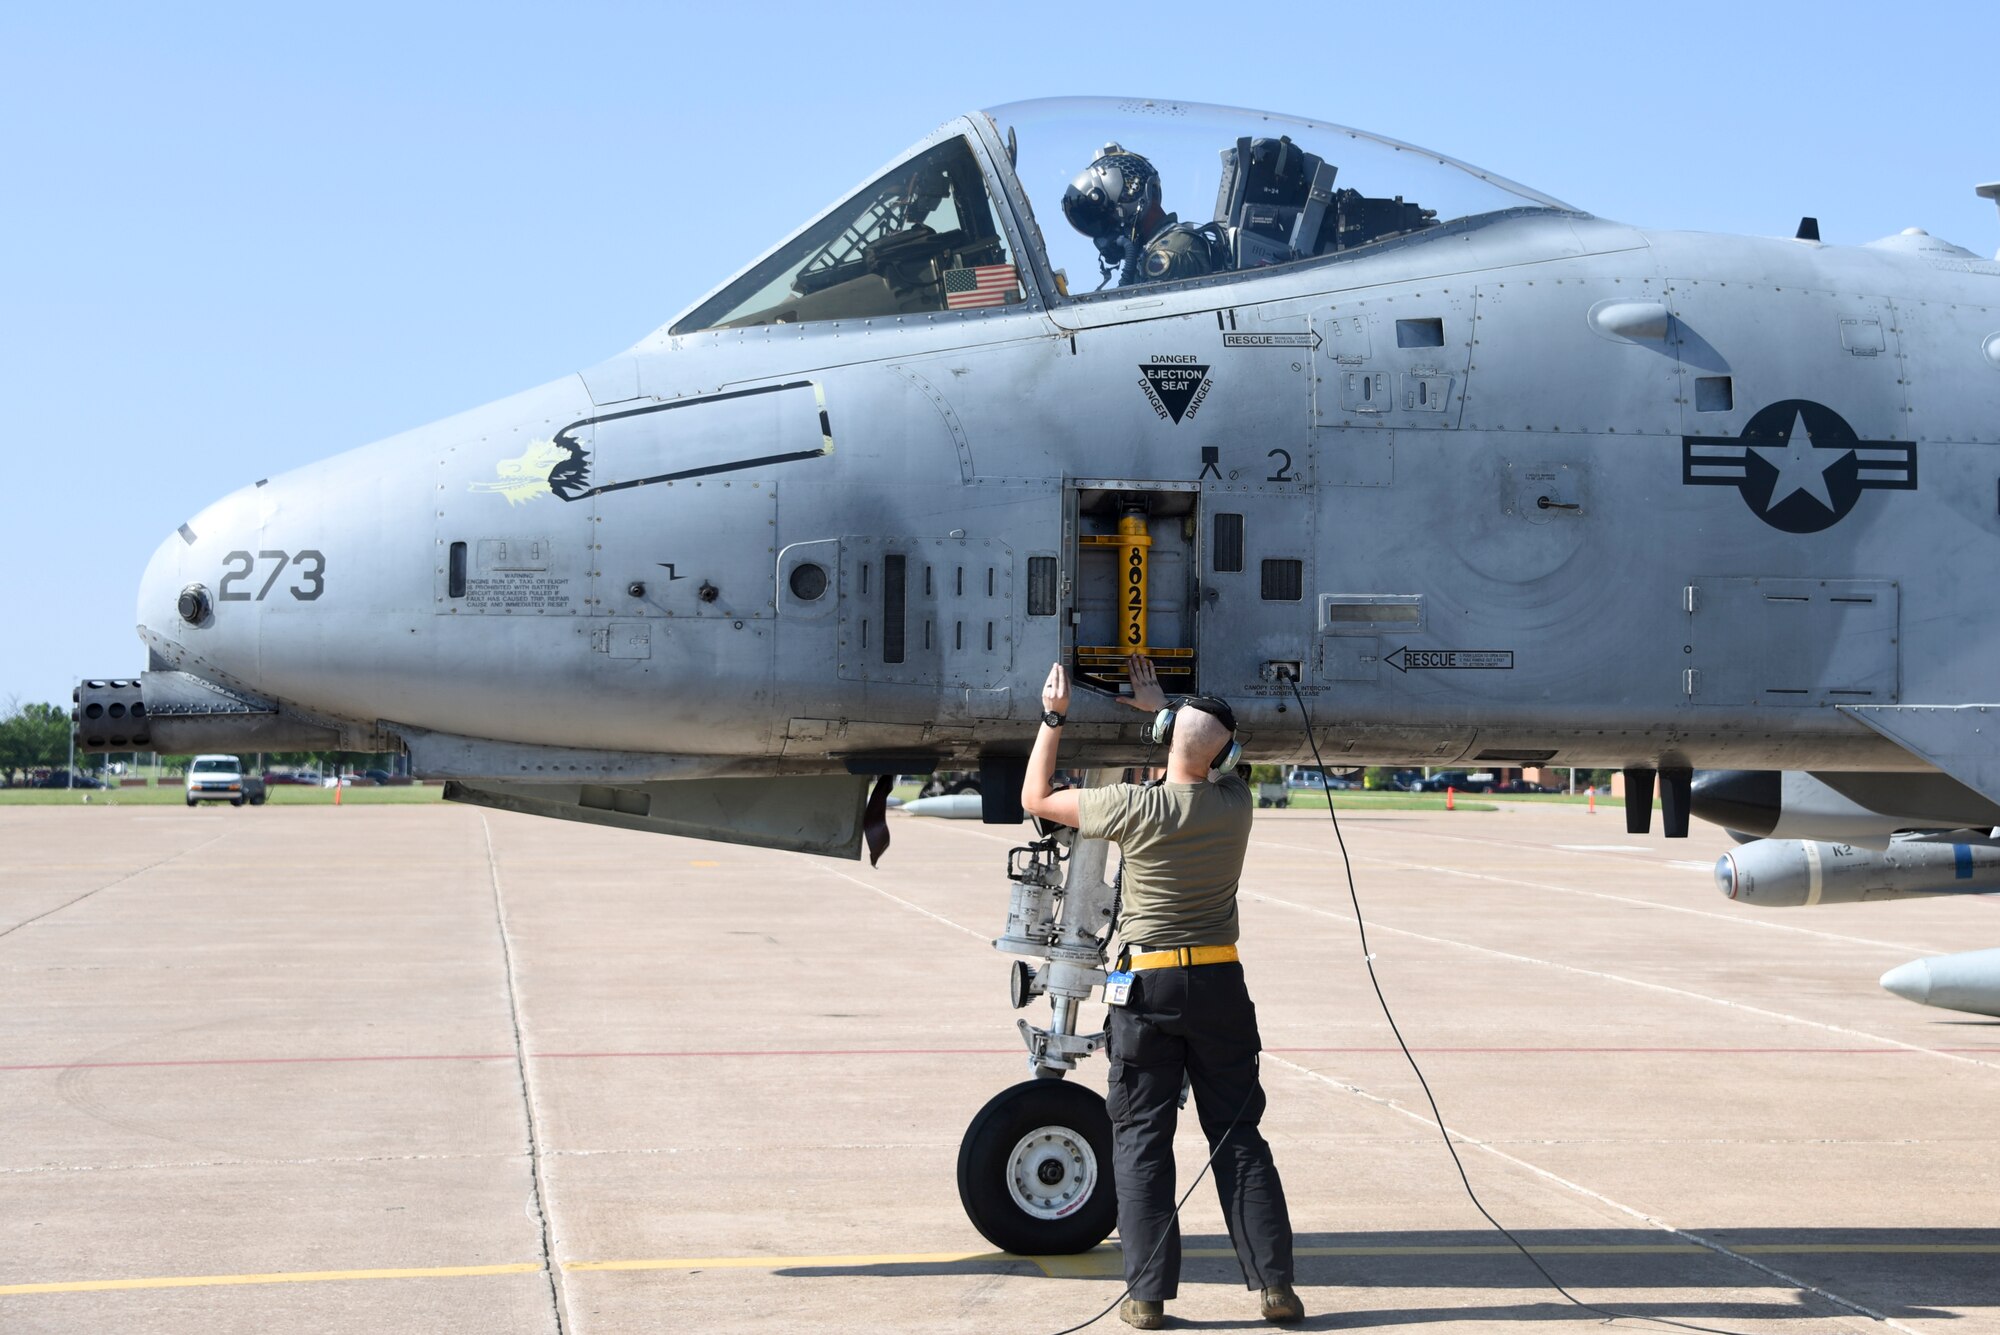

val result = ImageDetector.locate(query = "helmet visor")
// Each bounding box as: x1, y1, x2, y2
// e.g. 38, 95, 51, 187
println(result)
1061, 183, 1121, 240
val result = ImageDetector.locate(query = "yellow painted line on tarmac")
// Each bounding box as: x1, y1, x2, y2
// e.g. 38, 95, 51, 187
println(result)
0, 1262, 540, 1296
568, 1250, 1029, 1274
10, 1242, 1999, 1296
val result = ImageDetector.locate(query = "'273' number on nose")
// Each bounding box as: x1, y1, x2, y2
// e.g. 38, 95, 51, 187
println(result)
219, 550, 327, 602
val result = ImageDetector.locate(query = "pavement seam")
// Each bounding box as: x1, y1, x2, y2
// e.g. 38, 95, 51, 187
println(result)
0, 829, 228, 944
1263, 1052, 1929, 1334
1252, 834, 1957, 955
1244, 887, 2000, 1075
482, 814, 569, 1335
795, 855, 990, 941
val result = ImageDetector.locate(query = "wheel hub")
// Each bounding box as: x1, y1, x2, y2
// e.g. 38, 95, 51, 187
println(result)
1005, 1124, 1099, 1220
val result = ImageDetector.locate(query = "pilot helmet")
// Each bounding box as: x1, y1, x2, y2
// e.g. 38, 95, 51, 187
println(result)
1061, 143, 1161, 243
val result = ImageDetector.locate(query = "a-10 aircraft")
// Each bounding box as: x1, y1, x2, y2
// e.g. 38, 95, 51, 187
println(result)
74, 96, 2000, 1254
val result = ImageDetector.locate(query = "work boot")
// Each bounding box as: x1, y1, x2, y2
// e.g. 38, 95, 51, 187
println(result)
1260, 1284, 1305, 1323
1119, 1297, 1165, 1329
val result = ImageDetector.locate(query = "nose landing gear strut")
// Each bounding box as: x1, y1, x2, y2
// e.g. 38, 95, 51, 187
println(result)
956, 773, 1121, 1255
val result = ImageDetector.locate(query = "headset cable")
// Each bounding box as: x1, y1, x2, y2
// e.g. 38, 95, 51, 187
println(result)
1285, 673, 1757, 1335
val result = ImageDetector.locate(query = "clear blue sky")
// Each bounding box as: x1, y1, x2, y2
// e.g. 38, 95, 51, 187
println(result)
3, 1, 1994, 708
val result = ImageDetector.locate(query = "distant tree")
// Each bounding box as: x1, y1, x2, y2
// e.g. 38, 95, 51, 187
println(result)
0, 701, 72, 786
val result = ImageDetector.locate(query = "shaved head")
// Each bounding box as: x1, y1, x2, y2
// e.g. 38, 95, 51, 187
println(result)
1171, 706, 1234, 772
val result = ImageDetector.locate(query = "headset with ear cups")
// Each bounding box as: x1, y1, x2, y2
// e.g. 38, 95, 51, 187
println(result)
1148, 696, 1243, 783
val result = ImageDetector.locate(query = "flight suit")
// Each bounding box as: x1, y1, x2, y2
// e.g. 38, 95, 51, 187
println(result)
1140, 216, 1223, 283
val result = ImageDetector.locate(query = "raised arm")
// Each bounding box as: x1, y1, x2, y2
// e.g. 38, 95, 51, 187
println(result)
1021, 662, 1083, 828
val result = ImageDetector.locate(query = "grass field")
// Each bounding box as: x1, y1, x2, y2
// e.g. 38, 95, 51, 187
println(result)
1263, 790, 1498, 812
885, 785, 1595, 815
0, 784, 444, 807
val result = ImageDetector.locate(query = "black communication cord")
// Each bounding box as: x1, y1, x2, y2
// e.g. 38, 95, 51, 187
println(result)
1041, 683, 1758, 1334
1040, 1070, 1257, 1335
1283, 674, 1756, 1335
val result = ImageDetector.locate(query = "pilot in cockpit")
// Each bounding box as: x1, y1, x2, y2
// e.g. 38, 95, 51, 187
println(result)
1061, 144, 1230, 289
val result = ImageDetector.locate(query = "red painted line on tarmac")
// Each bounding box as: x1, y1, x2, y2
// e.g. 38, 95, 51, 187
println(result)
10, 1044, 1997, 1075
0, 1053, 514, 1073
1266, 1045, 2000, 1055
0, 1049, 1012, 1073
532, 1048, 1014, 1060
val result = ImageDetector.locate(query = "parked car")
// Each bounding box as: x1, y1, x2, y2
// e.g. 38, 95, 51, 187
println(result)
1411, 771, 1496, 793
34, 772, 104, 789
363, 769, 393, 785
1494, 780, 1559, 794
186, 754, 266, 807
1284, 768, 1326, 790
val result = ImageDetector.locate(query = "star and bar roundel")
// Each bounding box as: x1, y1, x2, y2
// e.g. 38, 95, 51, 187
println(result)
1681, 399, 1916, 533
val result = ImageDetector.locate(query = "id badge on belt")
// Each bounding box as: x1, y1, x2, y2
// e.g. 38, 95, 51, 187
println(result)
1103, 970, 1134, 1007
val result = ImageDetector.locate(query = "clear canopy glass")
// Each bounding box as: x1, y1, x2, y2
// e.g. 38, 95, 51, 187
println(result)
672, 135, 1023, 335
667, 98, 1577, 336
985, 97, 1575, 295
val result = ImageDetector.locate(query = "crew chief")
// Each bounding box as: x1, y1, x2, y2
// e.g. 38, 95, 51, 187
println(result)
1021, 655, 1302, 1331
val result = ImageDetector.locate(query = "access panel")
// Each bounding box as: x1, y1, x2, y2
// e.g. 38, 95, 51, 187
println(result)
1687, 577, 1899, 706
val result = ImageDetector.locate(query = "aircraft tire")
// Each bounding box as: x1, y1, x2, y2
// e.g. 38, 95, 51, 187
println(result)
956, 1079, 1116, 1255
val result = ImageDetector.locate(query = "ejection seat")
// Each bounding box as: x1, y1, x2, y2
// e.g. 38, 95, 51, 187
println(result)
1213, 135, 1338, 270
1212, 134, 1444, 269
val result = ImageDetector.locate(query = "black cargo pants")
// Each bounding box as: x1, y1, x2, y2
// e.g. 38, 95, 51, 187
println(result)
1105, 960, 1294, 1301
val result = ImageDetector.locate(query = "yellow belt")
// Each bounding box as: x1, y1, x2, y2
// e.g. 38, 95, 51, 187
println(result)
1128, 944, 1239, 971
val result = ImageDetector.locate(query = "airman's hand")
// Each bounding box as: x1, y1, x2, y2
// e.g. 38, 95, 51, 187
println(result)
1122, 654, 1168, 713
1042, 662, 1071, 715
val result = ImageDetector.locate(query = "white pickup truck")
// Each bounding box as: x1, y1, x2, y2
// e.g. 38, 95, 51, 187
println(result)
184, 754, 267, 808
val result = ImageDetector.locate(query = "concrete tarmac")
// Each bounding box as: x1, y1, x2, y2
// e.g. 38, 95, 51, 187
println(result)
2, 799, 1996, 1333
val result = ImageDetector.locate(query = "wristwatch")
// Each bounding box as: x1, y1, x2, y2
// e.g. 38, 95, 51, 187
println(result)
1041, 710, 1066, 728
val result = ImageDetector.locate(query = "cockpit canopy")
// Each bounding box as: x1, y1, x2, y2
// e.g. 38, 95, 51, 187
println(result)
668, 97, 1573, 336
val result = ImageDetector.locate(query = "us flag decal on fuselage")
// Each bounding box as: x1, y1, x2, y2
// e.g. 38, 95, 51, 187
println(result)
943, 264, 1018, 309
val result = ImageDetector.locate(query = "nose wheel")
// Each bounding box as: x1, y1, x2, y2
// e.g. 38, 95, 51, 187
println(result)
957, 1080, 1117, 1255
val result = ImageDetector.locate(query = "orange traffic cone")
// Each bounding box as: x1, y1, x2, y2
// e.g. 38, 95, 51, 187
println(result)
333, 779, 343, 808
1446, 785, 1456, 811
1587, 786, 1596, 814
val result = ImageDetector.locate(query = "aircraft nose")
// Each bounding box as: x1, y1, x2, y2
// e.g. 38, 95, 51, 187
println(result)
137, 483, 267, 665
137, 525, 191, 641
1879, 959, 1932, 1005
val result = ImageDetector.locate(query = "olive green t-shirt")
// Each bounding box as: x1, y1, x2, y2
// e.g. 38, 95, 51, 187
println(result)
1075, 775, 1253, 949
